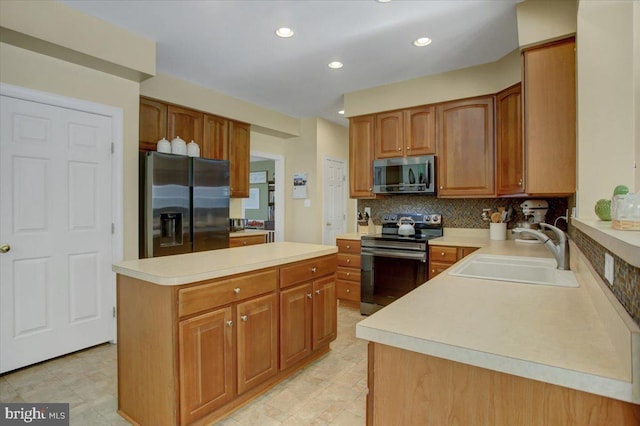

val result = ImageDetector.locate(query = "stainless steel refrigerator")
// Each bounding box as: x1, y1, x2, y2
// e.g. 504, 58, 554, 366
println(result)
139, 152, 230, 258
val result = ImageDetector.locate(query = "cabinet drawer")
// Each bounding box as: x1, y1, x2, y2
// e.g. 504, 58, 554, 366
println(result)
337, 253, 360, 269
429, 246, 458, 263
336, 239, 361, 254
280, 255, 337, 288
179, 269, 277, 317
337, 266, 360, 283
428, 261, 452, 281
229, 234, 266, 247
336, 280, 360, 302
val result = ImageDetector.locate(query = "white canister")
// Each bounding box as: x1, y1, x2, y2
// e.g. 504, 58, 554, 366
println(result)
490, 222, 507, 240
156, 137, 171, 153
187, 140, 200, 157
171, 136, 187, 155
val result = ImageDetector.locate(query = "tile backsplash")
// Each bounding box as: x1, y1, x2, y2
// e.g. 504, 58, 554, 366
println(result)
357, 196, 569, 231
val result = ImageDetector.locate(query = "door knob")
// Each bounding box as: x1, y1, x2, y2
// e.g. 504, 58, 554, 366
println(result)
0, 244, 10, 253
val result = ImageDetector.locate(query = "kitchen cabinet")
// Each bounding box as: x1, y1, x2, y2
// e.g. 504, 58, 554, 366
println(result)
138, 98, 251, 198
374, 107, 436, 159
168, 105, 203, 144
349, 115, 376, 198
496, 84, 524, 196
229, 233, 266, 247
203, 114, 229, 160
428, 245, 479, 280
279, 256, 337, 370
139, 97, 167, 152
229, 120, 250, 198
436, 96, 495, 197
336, 238, 361, 308
522, 37, 576, 195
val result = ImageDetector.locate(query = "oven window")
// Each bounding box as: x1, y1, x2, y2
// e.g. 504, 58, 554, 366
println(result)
370, 256, 427, 306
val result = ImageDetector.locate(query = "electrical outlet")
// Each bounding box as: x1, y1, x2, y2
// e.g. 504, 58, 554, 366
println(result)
571, 207, 576, 218
604, 253, 614, 285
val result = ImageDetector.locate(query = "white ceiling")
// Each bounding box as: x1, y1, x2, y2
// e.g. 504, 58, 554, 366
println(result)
59, 0, 522, 127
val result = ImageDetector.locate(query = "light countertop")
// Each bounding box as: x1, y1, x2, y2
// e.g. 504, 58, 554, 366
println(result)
229, 229, 270, 238
335, 233, 362, 241
356, 239, 640, 404
112, 242, 337, 286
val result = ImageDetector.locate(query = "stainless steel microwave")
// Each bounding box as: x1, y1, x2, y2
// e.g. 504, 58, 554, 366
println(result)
373, 155, 436, 194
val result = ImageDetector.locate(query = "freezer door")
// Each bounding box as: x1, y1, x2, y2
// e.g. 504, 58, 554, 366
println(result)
192, 158, 230, 251
140, 152, 192, 258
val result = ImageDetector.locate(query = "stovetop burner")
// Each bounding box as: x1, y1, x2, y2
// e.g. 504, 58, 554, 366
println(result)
362, 212, 444, 244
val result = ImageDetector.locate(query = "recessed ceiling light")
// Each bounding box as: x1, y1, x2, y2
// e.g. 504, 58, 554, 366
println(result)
275, 27, 294, 38
377, 0, 393, 3
328, 61, 344, 69
413, 37, 432, 47
338, 110, 345, 115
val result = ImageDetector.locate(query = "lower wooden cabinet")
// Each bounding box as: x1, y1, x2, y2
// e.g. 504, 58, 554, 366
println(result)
428, 245, 479, 280
117, 254, 337, 426
336, 239, 361, 308
229, 234, 267, 247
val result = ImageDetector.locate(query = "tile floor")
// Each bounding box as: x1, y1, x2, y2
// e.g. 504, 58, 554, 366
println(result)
0, 305, 367, 425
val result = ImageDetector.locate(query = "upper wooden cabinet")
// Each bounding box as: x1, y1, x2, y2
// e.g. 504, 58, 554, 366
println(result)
349, 115, 376, 198
139, 97, 167, 152
229, 121, 250, 198
168, 105, 203, 144
437, 96, 495, 197
138, 98, 250, 198
523, 37, 576, 195
203, 114, 229, 160
374, 107, 436, 159
496, 84, 523, 196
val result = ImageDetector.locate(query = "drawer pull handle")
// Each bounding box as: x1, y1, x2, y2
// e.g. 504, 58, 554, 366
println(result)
243, 241, 247, 245
346, 245, 351, 249
234, 287, 241, 294
315, 290, 321, 295
307, 293, 313, 299
440, 252, 445, 256
311, 267, 317, 273
227, 320, 233, 327
240, 315, 248, 322
431, 269, 435, 273
346, 272, 350, 276
346, 259, 350, 263
346, 288, 350, 293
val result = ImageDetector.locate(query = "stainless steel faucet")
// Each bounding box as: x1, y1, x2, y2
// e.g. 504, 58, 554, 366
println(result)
512, 223, 570, 270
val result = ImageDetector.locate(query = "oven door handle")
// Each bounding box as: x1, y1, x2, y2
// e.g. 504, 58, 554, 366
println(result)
362, 249, 426, 262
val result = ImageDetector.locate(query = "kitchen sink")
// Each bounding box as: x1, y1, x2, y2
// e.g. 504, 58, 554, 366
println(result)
448, 254, 579, 287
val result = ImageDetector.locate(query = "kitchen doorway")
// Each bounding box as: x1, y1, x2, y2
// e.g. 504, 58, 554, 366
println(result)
322, 157, 347, 245
0, 83, 123, 373
248, 151, 284, 242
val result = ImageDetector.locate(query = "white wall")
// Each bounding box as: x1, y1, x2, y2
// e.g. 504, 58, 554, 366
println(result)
576, 1, 638, 218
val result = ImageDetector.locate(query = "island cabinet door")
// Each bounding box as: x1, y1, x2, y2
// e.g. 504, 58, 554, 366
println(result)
236, 293, 278, 395
280, 283, 313, 370
179, 306, 234, 426
312, 276, 337, 350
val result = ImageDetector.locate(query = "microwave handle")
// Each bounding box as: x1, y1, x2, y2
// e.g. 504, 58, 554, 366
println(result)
426, 160, 431, 189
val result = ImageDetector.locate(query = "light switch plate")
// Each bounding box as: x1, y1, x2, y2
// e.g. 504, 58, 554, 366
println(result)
604, 253, 614, 285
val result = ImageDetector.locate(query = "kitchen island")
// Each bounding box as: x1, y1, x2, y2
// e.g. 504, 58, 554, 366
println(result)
357, 238, 640, 424
113, 242, 338, 426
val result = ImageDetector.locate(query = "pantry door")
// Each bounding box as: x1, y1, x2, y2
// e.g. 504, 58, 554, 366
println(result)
0, 91, 116, 373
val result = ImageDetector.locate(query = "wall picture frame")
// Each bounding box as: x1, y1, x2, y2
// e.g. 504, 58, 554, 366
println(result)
249, 170, 267, 184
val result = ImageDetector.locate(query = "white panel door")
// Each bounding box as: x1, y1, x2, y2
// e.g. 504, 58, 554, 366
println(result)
0, 95, 114, 373
323, 158, 346, 245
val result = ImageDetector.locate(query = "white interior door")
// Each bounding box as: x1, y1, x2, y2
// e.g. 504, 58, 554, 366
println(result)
323, 158, 347, 245
0, 95, 114, 373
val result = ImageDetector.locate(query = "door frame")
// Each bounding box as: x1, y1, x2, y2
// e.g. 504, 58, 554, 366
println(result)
0, 82, 124, 341
247, 150, 285, 242
322, 156, 347, 245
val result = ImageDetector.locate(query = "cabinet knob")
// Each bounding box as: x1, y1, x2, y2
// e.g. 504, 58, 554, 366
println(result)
306, 293, 313, 299
311, 267, 317, 273
346, 288, 350, 293
240, 315, 248, 322
431, 269, 435, 273
439, 185, 444, 189
397, 148, 401, 151
368, 187, 372, 191
406, 146, 411, 150
518, 178, 523, 186
346, 272, 350, 277
243, 241, 247, 245
226, 320, 233, 327
440, 252, 445, 256
234, 287, 241, 294
315, 290, 321, 295
346, 245, 351, 249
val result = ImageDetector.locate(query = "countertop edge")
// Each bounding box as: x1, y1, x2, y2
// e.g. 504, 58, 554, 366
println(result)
355, 325, 637, 404
572, 217, 640, 268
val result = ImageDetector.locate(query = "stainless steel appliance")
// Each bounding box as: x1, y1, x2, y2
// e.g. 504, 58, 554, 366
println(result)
361, 213, 443, 315
373, 155, 436, 194
139, 152, 230, 258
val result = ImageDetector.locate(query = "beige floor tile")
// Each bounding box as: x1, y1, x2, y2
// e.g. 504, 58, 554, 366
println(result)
1, 305, 368, 425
